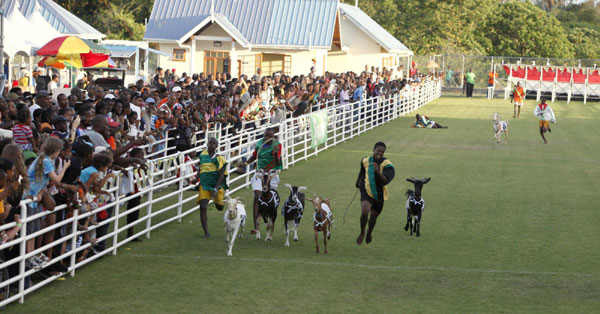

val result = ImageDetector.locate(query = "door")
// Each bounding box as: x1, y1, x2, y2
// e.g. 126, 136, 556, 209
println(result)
204, 51, 230, 76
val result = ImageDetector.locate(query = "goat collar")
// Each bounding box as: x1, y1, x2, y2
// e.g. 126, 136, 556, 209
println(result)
409, 195, 424, 205
284, 199, 303, 213
314, 212, 328, 227
259, 190, 278, 206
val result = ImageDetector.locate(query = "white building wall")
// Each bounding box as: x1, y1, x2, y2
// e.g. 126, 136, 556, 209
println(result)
327, 17, 393, 74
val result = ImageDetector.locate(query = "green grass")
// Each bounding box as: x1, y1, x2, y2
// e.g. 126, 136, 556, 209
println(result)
6, 96, 600, 313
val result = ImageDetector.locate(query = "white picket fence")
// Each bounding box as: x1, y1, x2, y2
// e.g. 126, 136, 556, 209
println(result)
0, 80, 441, 308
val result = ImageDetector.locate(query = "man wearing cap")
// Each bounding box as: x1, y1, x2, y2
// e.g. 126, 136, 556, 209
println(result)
30, 90, 52, 117
51, 116, 69, 140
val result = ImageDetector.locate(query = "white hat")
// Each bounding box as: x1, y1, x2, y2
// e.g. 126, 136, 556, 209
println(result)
172, 86, 182, 92
104, 94, 117, 100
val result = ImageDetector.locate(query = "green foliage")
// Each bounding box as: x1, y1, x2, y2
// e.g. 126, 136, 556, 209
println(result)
486, 0, 574, 58
567, 28, 600, 59
55, 0, 148, 41
96, 3, 146, 41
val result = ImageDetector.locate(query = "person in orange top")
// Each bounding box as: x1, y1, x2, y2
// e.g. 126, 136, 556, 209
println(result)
512, 82, 525, 118
487, 71, 498, 98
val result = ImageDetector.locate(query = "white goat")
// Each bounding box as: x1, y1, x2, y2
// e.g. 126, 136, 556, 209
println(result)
224, 198, 246, 256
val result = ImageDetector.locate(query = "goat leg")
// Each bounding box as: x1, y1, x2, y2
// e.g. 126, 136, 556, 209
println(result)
284, 221, 290, 247
323, 228, 328, 254
314, 229, 320, 254
404, 212, 410, 231
228, 226, 239, 256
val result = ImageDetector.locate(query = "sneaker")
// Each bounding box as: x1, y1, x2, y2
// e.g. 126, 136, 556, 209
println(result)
37, 253, 50, 264
25, 257, 40, 270
32, 254, 48, 268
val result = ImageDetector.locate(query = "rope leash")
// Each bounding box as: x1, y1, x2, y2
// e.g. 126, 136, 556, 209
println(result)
342, 188, 359, 226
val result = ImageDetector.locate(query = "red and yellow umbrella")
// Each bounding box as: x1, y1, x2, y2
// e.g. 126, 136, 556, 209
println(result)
37, 36, 110, 56
36, 36, 111, 69
38, 53, 112, 69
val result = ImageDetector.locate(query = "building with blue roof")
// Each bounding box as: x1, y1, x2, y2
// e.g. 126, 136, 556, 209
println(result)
144, 0, 412, 77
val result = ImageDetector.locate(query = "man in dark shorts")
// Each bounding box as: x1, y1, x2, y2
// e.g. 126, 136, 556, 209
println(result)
355, 142, 395, 245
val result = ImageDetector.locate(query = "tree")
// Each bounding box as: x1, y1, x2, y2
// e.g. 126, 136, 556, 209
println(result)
568, 28, 600, 59
485, 1, 574, 58
96, 3, 146, 41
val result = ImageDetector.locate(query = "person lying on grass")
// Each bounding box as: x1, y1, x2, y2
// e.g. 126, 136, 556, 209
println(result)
411, 114, 448, 129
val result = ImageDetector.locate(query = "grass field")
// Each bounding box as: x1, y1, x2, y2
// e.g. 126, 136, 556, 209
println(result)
7, 96, 600, 313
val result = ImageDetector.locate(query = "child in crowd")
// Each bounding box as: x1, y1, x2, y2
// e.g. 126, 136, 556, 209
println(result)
13, 109, 38, 152
26, 138, 77, 270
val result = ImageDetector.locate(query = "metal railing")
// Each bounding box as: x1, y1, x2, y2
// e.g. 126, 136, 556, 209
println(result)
0, 80, 441, 308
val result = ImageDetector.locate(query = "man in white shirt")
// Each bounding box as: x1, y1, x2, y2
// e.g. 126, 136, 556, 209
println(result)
48, 74, 59, 92
533, 97, 556, 144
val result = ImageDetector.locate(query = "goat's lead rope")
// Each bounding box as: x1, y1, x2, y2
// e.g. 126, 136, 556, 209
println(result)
342, 188, 359, 226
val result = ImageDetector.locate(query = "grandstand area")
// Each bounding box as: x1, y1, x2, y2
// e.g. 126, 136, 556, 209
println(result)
5, 96, 600, 313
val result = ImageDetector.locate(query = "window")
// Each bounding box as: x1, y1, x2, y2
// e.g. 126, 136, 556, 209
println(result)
382, 56, 394, 69
173, 49, 186, 62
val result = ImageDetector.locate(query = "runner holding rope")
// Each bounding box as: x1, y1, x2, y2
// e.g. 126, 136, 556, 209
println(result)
355, 142, 395, 245
238, 128, 283, 234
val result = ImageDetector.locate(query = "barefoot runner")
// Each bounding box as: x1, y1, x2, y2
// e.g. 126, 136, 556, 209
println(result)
197, 137, 228, 237
240, 128, 282, 234
533, 97, 556, 144
355, 142, 395, 245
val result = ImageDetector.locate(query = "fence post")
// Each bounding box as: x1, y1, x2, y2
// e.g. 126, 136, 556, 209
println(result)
146, 162, 155, 239
177, 153, 184, 223
69, 208, 78, 277
18, 203, 27, 303
111, 173, 122, 256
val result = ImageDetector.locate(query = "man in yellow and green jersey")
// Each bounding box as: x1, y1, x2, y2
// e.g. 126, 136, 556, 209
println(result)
197, 137, 228, 237
355, 142, 395, 245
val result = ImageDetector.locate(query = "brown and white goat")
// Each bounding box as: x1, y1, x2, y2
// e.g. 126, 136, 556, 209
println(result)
224, 198, 246, 256
306, 196, 333, 254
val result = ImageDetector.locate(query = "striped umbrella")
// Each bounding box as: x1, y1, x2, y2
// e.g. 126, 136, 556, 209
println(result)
37, 36, 110, 57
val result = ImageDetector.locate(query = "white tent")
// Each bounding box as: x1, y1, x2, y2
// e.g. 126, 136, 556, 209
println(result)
3, 1, 59, 58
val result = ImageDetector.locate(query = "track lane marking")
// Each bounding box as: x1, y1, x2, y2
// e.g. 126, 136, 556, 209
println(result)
124, 253, 599, 278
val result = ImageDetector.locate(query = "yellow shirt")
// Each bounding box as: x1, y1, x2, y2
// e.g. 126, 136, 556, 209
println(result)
0, 188, 5, 214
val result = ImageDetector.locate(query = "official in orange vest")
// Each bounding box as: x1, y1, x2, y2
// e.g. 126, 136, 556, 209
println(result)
513, 82, 525, 118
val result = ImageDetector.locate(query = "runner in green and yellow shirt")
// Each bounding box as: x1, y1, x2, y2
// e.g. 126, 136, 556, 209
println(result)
355, 142, 395, 245
197, 137, 228, 237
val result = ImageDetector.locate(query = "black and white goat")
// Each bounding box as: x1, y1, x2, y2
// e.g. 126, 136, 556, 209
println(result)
282, 184, 306, 247
256, 170, 280, 241
224, 197, 246, 256
404, 177, 431, 237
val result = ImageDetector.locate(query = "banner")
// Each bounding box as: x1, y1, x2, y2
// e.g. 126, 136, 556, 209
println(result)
309, 111, 328, 149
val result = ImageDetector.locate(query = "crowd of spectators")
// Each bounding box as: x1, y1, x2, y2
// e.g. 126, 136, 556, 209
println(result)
0, 63, 438, 285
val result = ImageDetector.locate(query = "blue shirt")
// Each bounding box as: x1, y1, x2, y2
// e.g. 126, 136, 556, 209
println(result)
353, 87, 363, 101
27, 156, 55, 198
80, 166, 99, 186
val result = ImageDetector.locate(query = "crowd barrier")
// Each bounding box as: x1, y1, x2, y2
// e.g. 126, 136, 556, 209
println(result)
0, 80, 441, 308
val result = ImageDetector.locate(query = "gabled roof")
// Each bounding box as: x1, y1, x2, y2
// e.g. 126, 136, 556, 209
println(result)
144, 0, 338, 48
339, 3, 412, 56
19, 0, 105, 40
104, 45, 138, 58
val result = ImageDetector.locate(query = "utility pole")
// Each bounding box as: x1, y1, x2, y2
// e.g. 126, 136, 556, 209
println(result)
0, 0, 5, 97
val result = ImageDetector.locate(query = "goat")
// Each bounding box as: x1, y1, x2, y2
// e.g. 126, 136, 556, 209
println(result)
491, 112, 508, 144
404, 177, 431, 237
282, 184, 307, 247
306, 195, 333, 254
256, 170, 280, 241
224, 197, 246, 256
